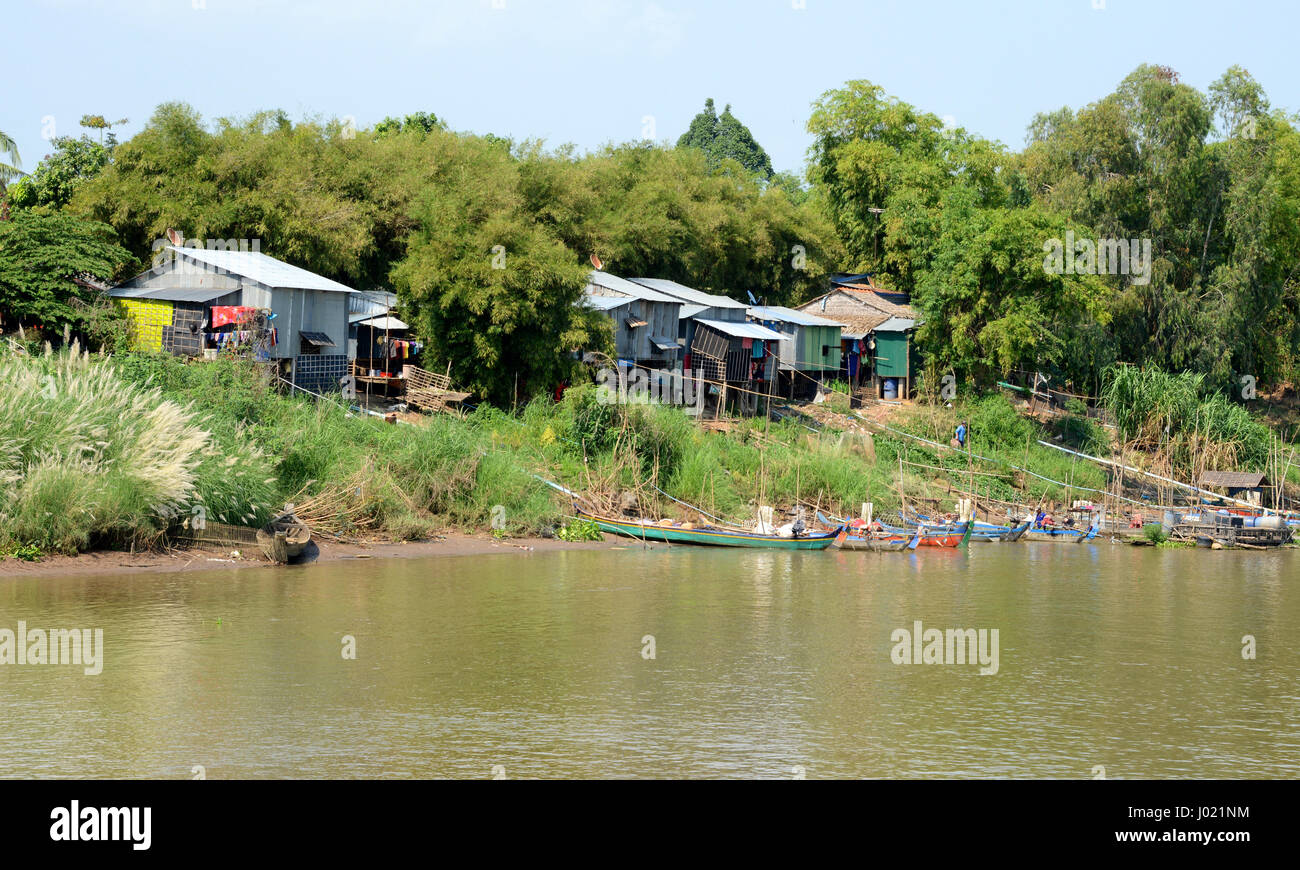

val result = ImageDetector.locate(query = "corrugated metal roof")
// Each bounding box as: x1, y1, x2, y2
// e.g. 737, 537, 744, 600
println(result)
349, 289, 397, 317
749, 305, 845, 328
168, 247, 355, 293
651, 336, 680, 351
582, 293, 631, 312
874, 317, 916, 332
587, 271, 682, 303
695, 319, 787, 341
630, 278, 748, 309
109, 286, 233, 303
299, 331, 337, 347
678, 303, 707, 319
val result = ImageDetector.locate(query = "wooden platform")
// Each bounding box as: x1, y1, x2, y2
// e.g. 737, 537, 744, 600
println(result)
404, 365, 470, 413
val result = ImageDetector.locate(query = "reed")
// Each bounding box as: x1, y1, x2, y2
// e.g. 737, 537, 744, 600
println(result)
0, 345, 274, 553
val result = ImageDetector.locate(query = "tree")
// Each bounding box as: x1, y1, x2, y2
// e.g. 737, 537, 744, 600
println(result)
517, 141, 839, 306
0, 129, 21, 187
374, 111, 445, 137
0, 210, 132, 333
389, 136, 599, 404
78, 114, 129, 146
7, 135, 113, 210
677, 99, 773, 178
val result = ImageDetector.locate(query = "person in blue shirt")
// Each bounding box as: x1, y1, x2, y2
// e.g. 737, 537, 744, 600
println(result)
955, 421, 968, 448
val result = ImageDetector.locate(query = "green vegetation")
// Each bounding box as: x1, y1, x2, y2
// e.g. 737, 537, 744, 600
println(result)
809, 65, 1300, 397
2, 348, 1117, 557
8, 543, 42, 562
0, 346, 273, 554
0, 128, 20, 185
557, 518, 602, 542
6, 135, 114, 210
0, 210, 132, 340
1100, 364, 1274, 474
1144, 524, 1170, 545
677, 98, 774, 179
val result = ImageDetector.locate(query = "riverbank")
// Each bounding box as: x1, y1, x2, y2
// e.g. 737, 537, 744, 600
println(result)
9, 348, 1297, 563
0, 533, 612, 579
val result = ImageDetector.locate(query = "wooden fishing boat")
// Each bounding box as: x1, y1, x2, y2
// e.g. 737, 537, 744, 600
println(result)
834, 530, 918, 551
257, 512, 311, 563
903, 521, 970, 548
1001, 521, 1032, 542
904, 512, 1031, 543
818, 512, 970, 549
1022, 524, 1099, 543
579, 509, 842, 550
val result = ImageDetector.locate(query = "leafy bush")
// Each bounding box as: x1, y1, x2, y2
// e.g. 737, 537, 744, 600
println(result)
8, 543, 43, 562
557, 518, 603, 542
1144, 523, 1169, 544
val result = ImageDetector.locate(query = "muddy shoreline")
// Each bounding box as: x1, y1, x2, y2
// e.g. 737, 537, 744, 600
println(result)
0, 532, 614, 579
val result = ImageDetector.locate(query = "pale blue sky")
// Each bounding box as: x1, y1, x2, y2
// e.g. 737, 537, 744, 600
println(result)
5, 0, 1297, 176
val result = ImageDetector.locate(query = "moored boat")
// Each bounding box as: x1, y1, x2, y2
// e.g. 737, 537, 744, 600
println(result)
578, 509, 842, 549
257, 512, 311, 563
818, 511, 972, 549
834, 530, 919, 551
902, 511, 1030, 543
1022, 524, 1099, 543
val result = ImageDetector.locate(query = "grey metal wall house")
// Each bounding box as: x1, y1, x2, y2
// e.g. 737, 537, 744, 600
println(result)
748, 305, 845, 399
583, 271, 683, 367
111, 246, 357, 392
688, 318, 786, 384
626, 277, 749, 356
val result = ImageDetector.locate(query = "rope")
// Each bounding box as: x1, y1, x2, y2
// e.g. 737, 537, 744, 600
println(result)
853, 415, 1147, 508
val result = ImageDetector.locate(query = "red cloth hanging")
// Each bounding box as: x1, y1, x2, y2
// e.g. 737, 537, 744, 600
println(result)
211, 306, 256, 327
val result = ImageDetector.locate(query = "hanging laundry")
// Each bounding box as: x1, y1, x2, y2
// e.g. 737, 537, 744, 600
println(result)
752, 340, 764, 359
741, 337, 753, 350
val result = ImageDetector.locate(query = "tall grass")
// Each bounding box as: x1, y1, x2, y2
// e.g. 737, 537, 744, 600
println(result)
1100, 365, 1272, 472
0, 345, 274, 553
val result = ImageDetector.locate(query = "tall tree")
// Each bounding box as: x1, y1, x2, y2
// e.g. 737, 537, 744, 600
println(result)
0, 129, 21, 187
0, 210, 132, 331
677, 99, 774, 178
7, 135, 114, 210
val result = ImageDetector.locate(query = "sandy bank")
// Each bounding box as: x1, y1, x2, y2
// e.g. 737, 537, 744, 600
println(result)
0, 532, 617, 579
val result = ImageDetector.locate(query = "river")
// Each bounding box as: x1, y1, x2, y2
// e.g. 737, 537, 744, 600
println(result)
1, 542, 1297, 778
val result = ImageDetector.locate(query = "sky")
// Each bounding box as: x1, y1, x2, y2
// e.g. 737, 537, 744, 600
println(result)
4, 0, 1298, 175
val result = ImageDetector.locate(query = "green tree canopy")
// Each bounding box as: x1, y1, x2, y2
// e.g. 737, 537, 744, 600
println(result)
807, 68, 1300, 395
677, 99, 774, 179
0, 210, 132, 331
7, 135, 114, 210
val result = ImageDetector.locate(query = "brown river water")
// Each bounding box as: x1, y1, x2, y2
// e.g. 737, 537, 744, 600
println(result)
1, 542, 1297, 778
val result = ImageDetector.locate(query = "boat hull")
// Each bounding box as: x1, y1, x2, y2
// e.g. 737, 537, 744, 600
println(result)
1022, 526, 1097, 543
583, 513, 840, 549
257, 512, 311, 563
835, 534, 913, 552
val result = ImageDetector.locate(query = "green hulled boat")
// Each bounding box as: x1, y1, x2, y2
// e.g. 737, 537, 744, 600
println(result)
580, 510, 843, 550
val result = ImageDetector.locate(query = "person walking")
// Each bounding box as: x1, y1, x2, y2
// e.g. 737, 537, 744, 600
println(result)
955, 420, 968, 449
